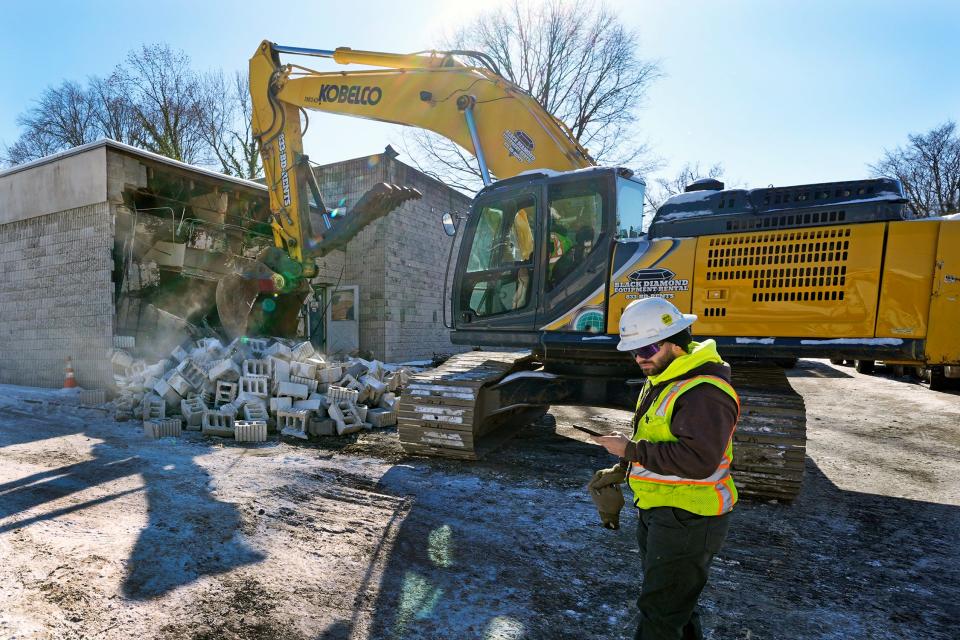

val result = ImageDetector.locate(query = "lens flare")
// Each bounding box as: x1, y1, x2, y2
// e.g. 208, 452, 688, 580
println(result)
262, 298, 277, 313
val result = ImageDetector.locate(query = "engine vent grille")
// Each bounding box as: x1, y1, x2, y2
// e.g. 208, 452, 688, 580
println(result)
705, 228, 851, 304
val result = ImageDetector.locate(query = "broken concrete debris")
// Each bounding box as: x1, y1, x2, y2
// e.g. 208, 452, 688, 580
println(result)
111, 338, 413, 442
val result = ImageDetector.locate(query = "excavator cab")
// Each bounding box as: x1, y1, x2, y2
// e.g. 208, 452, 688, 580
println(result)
450, 167, 645, 355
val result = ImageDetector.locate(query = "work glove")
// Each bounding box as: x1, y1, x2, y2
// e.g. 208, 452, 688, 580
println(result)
588, 465, 626, 530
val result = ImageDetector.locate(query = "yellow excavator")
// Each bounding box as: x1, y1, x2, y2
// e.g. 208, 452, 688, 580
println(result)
221, 40, 960, 500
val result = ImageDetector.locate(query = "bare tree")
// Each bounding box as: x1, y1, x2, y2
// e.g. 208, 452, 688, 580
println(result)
89, 70, 142, 146
645, 161, 725, 212
870, 122, 960, 217
3, 80, 99, 164
403, 0, 662, 192
121, 43, 208, 164
197, 71, 262, 179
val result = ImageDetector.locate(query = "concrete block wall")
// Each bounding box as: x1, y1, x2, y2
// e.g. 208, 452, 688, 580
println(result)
0, 202, 115, 388
312, 152, 471, 362
381, 160, 470, 362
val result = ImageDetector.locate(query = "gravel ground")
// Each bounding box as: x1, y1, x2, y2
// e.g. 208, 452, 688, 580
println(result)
0, 359, 957, 639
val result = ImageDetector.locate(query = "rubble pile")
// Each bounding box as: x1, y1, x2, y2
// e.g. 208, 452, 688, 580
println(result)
110, 337, 415, 442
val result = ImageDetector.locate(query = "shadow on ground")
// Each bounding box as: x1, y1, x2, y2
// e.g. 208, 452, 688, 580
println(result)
0, 396, 264, 600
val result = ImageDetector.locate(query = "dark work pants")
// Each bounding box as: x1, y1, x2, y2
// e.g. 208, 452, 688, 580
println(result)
633, 506, 731, 640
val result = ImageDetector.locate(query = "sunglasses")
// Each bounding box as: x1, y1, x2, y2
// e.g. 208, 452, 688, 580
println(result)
629, 342, 664, 359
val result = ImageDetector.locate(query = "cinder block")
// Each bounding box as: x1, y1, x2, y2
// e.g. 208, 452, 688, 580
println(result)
291, 341, 315, 361
181, 396, 207, 429
242, 359, 271, 377
177, 358, 207, 389
292, 398, 322, 412
239, 375, 270, 398
208, 358, 241, 382
170, 345, 189, 362
317, 365, 344, 384
327, 385, 360, 405
141, 393, 165, 421
245, 338, 269, 357
328, 400, 366, 435
218, 402, 239, 418
201, 411, 235, 437
367, 407, 398, 428
270, 357, 291, 384
308, 417, 336, 437
144, 418, 182, 439
278, 409, 310, 439
290, 374, 318, 394
270, 396, 293, 413
167, 372, 193, 397
277, 381, 309, 399
243, 402, 268, 421
265, 342, 293, 359
235, 420, 268, 442
153, 378, 183, 411
379, 392, 398, 409
289, 361, 317, 380
215, 381, 238, 406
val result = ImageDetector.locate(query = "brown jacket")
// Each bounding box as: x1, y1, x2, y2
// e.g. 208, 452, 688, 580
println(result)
622, 360, 739, 479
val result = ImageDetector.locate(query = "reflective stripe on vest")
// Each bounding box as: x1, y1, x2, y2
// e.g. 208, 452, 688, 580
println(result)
629, 375, 740, 516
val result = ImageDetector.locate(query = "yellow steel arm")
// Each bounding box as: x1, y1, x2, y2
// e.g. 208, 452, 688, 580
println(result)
250, 40, 594, 264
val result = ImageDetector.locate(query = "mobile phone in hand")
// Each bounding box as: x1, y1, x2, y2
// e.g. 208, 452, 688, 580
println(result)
572, 423, 606, 437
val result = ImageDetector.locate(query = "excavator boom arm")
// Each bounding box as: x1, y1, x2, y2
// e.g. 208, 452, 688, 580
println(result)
250, 40, 593, 264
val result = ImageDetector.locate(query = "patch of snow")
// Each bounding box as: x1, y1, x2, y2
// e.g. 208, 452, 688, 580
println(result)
799, 338, 903, 345
497, 371, 558, 385
736, 337, 775, 345
581, 336, 615, 341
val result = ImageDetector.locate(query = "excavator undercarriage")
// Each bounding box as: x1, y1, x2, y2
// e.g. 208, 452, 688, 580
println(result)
398, 351, 807, 501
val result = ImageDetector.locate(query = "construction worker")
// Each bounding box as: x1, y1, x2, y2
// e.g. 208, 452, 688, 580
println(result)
589, 297, 739, 640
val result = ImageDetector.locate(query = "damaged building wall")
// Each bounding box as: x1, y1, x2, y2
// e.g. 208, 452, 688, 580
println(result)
311, 150, 471, 363
0, 145, 115, 389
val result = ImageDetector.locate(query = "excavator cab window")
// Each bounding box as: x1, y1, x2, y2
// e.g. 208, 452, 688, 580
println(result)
462, 194, 537, 318
547, 179, 605, 291
616, 177, 646, 239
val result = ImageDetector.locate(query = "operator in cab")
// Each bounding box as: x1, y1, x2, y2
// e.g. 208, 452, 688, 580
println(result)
588, 297, 740, 640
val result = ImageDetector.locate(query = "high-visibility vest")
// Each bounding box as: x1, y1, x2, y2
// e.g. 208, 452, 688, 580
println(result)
627, 375, 740, 516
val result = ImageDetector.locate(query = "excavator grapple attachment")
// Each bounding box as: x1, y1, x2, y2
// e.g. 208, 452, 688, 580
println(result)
215, 183, 420, 339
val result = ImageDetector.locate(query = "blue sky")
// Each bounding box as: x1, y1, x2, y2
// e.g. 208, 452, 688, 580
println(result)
1, 0, 957, 189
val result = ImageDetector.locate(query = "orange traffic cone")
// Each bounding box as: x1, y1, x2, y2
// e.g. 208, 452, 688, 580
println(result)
64, 357, 78, 388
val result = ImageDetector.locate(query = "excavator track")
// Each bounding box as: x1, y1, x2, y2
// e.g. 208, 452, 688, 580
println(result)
729, 362, 807, 501
399, 354, 807, 500
398, 351, 547, 459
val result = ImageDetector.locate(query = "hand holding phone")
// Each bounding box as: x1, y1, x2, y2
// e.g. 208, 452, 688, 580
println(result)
572, 423, 605, 437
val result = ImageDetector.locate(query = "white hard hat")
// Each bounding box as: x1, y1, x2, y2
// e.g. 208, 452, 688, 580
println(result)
617, 298, 697, 351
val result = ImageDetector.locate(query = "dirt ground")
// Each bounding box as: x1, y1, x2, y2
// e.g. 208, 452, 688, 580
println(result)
0, 359, 958, 640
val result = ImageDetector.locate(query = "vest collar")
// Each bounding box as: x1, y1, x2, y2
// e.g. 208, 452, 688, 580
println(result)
647, 339, 725, 387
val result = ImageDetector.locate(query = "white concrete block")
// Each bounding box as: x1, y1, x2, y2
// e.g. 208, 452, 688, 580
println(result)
290, 361, 317, 380
201, 411, 235, 437
208, 358, 241, 382
181, 396, 207, 429
265, 342, 293, 359
239, 375, 270, 398
291, 341, 315, 361
292, 398, 322, 411
145, 418, 181, 439
290, 375, 318, 394
277, 381, 309, 399
235, 420, 268, 442
243, 359, 271, 377
141, 394, 165, 421
270, 396, 293, 413
367, 407, 398, 428
215, 380, 238, 406
243, 402, 268, 421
